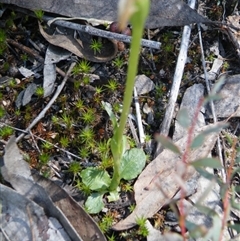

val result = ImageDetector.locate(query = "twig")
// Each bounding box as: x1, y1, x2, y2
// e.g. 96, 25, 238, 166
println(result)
7, 38, 44, 63
197, 24, 226, 183
128, 116, 140, 147
134, 87, 145, 144
7, 38, 72, 80
45, 16, 161, 49
6, 6, 161, 50
16, 62, 76, 142
1, 122, 82, 161
155, 0, 195, 156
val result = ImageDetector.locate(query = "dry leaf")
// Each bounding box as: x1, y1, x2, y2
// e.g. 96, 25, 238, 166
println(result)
1, 136, 106, 241
113, 123, 225, 230
0, 184, 72, 241
43, 45, 71, 97
1, 0, 212, 29
39, 23, 118, 63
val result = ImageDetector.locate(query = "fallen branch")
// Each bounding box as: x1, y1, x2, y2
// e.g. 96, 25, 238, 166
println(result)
155, 0, 195, 156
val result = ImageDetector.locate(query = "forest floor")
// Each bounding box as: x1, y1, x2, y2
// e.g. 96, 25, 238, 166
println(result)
0, 1, 240, 241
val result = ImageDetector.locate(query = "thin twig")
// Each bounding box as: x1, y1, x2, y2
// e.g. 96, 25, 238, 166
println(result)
155, 0, 195, 157
197, 24, 226, 183
45, 16, 161, 49
6, 6, 161, 50
1, 122, 82, 161
7, 38, 72, 80
134, 87, 145, 144
128, 116, 140, 147
16, 62, 76, 142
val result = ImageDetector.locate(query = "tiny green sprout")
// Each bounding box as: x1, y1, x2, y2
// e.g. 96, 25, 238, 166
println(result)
14, 109, 21, 117
59, 136, 69, 148
162, 42, 174, 53
75, 179, 91, 196
145, 134, 151, 142
51, 115, 59, 125
112, 102, 122, 113
72, 60, 91, 75
10, 11, 16, 18
107, 234, 116, 241
75, 99, 85, 111
78, 146, 90, 159
34, 9, 44, 20
162, 31, 173, 43
155, 83, 166, 98
68, 161, 81, 180
90, 38, 103, 55
24, 112, 31, 122
81, 108, 95, 124
0, 29, 6, 54
61, 113, 72, 129
112, 56, 124, 69
206, 53, 215, 62
73, 80, 81, 90
35, 86, 44, 97
100, 156, 113, 169
98, 141, 109, 155
128, 204, 135, 212
222, 61, 229, 71
9, 79, 16, 88
42, 170, 51, 178
3, 62, 9, 72
0, 106, 5, 118
99, 213, 114, 233
0, 29, 6, 43
122, 183, 133, 192
0, 126, 13, 139
79, 127, 95, 144
95, 86, 104, 95
88, 141, 96, 151
20, 53, 28, 62
136, 216, 149, 237
128, 137, 136, 148
136, 216, 147, 227
42, 141, 53, 150
39, 152, 50, 165
82, 75, 90, 85
105, 79, 119, 92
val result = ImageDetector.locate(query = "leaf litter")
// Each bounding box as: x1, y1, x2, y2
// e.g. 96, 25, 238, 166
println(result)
0, 0, 240, 240
112, 122, 226, 230
1, 136, 107, 241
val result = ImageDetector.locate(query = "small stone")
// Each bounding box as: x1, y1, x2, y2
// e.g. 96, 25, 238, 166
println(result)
206, 74, 240, 118
135, 75, 155, 95
19, 66, 34, 78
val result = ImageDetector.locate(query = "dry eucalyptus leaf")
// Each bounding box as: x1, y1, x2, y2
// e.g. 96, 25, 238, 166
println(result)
43, 44, 71, 97
1, 0, 212, 29
0, 184, 72, 241
39, 22, 118, 63
1, 136, 107, 241
112, 123, 225, 230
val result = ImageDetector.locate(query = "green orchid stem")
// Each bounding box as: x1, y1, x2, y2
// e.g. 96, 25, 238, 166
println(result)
109, 0, 149, 191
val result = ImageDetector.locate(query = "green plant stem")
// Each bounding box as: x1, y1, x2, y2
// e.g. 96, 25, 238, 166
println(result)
109, 1, 149, 191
